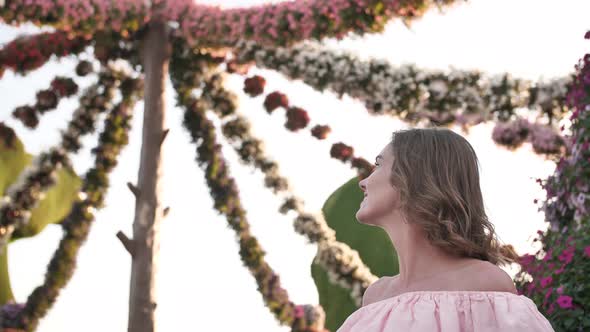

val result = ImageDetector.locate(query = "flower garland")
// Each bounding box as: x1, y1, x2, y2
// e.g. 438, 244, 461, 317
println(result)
0, 69, 121, 250
0, 30, 89, 79
203, 72, 378, 306
170, 42, 327, 332
12, 75, 80, 129
233, 40, 572, 126
0, 75, 143, 332
491, 118, 565, 155
240, 75, 377, 181
0, 0, 149, 37
166, 0, 461, 47
514, 33, 590, 330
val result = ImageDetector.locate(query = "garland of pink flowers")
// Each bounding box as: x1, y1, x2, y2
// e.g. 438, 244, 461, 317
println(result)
0, 30, 90, 79
513, 32, 590, 331
203, 72, 378, 306
491, 118, 565, 155
2, 0, 461, 48
0, 0, 150, 37
166, 0, 461, 47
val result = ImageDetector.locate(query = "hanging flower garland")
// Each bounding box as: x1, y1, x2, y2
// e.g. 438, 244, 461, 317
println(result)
240, 75, 376, 181
166, 0, 461, 47
12, 75, 81, 129
233, 40, 572, 126
0, 75, 143, 332
514, 33, 590, 331
0, 30, 90, 79
0, 0, 149, 37
491, 118, 565, 155
0, 69, 122, 249
201, 72, 377, 306
170, 42, 327, 332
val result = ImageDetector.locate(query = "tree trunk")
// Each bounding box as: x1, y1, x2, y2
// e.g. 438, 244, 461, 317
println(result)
127, 21, 169, 332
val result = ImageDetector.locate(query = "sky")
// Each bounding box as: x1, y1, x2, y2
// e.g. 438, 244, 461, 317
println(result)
0, 0, 589, 331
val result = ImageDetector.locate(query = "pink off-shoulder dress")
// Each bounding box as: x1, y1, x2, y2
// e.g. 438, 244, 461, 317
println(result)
337, 291, 554, 332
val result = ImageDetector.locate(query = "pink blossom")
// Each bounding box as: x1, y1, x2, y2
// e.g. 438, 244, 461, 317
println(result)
584, 245, 590, 257
556, 295, 573, 309
558, 247, 575, 264
540, 276, 553, 288
294, 305, 304, 318
555, 264, 566, 274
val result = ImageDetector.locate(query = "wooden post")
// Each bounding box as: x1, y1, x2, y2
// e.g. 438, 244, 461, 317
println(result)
127, 20, 169, 332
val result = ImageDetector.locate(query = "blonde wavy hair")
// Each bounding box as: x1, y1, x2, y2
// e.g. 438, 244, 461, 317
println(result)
389, 128, 518, 266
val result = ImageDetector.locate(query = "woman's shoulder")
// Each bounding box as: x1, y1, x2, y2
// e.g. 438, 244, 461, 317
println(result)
362, 260, 516, 307
464, 260, 518, 293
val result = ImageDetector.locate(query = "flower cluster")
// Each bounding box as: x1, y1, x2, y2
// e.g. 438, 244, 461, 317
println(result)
311, 125, 331, 140
1, 0, 149, 37
166, 0, 461, 47
0, 302, 24, 330
330, 143, 374, 181
0, 70, 121, 251
0, 30, 89, 79
491, 118, 564, 155
233, 40, 572, 127
13, 76, 80, 128
264, 91, 289, 113
243, 75, 266, 97
11, 74, 143, 332
514, 33, 590, 331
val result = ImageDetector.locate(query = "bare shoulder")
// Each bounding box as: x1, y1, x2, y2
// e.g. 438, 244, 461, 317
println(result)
467, 260, 518, 294
362, 276, 396, 307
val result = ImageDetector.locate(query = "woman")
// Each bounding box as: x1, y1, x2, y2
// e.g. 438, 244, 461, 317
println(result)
337, 128, 554, 331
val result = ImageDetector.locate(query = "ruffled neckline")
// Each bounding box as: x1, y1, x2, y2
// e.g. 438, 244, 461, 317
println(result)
363, 290, 525, 310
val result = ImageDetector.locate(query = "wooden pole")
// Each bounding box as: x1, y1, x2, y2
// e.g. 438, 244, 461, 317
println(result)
126, 20, 169, 332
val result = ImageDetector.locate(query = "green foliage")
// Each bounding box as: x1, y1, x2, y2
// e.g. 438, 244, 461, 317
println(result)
0, 133, 81, 304
312, 176, 399, 331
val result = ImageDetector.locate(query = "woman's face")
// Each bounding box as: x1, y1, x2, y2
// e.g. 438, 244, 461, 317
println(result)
356, 143, 402, 225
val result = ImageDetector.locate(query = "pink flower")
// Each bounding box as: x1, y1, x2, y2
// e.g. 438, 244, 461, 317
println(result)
585, 31, 590, 39
555, 264, 566, 274
540, 276, 553, 288
556, 295, 573, 309
519, 254, 535, 267
294, 305, 304, 318
584, 245, 590, 257
558, 248, 574, 264
556, 286, 564, 294
543, 248, 553, 262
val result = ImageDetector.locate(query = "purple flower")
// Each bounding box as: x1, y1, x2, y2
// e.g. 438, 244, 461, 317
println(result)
556, 295, 573, 309
540, 276, 553, 288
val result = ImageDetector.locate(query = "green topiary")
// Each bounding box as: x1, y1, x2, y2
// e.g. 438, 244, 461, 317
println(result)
312, 176, 399, 331
0, 132, 81, 304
